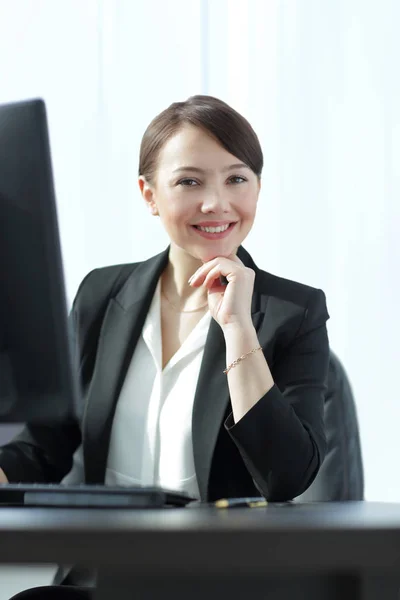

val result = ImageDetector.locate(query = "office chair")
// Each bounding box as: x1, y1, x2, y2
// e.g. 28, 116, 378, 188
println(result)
296, 350, 364, 502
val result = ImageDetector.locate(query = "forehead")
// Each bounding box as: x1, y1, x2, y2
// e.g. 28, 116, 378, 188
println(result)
156, 124, 238, 171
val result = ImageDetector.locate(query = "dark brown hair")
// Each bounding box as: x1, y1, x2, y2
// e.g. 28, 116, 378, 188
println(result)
138, 95, 263, 184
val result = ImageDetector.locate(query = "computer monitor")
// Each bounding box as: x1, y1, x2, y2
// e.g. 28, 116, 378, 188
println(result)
0, 99, 79, 423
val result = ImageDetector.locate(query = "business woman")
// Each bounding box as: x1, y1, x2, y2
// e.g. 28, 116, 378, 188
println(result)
1, 95, 330, 599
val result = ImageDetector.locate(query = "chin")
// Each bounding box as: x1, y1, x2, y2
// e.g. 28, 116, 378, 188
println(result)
195, 244, 239, 263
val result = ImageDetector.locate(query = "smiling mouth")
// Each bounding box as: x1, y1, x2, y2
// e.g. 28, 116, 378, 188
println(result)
191, 222, 237, 240
193, 223, 235, 233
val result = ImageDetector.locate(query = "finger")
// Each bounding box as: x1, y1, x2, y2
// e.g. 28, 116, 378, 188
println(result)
189, 258, 219, 286
203, 265, 237, 290
217, 255, 241, 283
202, 266, 225, 290
190, 256, 241, 286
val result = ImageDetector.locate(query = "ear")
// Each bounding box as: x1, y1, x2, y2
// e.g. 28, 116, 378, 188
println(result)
138, 176, 159, 216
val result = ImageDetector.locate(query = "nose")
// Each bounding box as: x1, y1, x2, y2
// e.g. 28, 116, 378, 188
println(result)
200, 187, 230, 214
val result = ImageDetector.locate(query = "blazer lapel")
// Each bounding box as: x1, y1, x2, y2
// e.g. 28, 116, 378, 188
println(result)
83, 248, 169, 483
83, 244, 274, 491
192, 246, 270, 501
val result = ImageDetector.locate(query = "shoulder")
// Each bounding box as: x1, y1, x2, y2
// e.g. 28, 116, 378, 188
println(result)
69, 263, 139, 341
73, 262, 137, 311
258, 269, 328, 317
73, 249, 168, 305
71, 248, 170, 318
238, 246, 329, 328
260, 272, 329, 340
257, 268, 322, 305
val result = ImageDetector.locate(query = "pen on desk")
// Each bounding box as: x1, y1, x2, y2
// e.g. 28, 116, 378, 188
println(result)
214, 497, 268, 509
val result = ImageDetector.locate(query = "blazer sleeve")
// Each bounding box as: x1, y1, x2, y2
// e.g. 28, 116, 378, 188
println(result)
0, 307, 83, 484
224, 288, 329, 502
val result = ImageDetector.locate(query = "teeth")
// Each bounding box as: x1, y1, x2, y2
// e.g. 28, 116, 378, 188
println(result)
197, 224, 230, 233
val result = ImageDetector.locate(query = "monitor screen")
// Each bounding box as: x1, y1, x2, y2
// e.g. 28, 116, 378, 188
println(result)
0, 99, 79, 423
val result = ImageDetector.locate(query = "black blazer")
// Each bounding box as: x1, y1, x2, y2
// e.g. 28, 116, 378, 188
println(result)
0, 246, 329, 503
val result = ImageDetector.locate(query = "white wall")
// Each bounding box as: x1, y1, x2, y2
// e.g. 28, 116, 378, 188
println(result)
1, 0, 399, 502
203, 0, 400, 501
0, 0, 204, 298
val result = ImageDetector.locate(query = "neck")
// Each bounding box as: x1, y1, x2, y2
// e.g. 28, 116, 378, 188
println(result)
162, 244, 205, 302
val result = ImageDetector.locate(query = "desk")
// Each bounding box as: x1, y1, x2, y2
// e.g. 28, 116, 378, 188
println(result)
0, 502, 400, 600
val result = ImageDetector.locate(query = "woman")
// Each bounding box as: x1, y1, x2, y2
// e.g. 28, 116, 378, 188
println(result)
2, 95, 329, 599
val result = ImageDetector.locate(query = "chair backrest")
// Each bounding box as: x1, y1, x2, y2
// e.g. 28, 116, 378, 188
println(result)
295, 350, 364, 502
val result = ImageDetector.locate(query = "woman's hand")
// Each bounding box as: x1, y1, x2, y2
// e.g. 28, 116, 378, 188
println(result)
0, 468, 8, 484
189, 255, 255, 331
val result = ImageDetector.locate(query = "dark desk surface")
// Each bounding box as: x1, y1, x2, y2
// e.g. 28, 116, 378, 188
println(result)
1, 501, 400, 575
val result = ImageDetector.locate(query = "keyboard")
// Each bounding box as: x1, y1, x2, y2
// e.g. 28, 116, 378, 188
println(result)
0, 483, 194, 508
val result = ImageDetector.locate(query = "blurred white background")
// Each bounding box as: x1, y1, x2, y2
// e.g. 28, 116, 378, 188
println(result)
0, 0, 399, 595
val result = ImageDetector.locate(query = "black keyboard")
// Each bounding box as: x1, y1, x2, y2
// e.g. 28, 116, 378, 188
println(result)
0, 483, 194, 508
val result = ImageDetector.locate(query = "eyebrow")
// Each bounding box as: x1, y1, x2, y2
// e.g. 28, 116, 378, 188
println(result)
172, 163, 250, 174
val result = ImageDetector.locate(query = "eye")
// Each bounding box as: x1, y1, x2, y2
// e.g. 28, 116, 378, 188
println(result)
227, 175, 247, 184
177, 178, 199, 187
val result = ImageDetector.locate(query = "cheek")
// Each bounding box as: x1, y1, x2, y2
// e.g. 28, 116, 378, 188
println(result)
236, 193, 258, 220
160, 198, 192, 225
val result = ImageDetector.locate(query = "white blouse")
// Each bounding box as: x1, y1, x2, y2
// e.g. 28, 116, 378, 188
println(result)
63, 279, 211, 500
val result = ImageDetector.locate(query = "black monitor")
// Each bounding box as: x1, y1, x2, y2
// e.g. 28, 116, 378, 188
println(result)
0, 99, 79, 423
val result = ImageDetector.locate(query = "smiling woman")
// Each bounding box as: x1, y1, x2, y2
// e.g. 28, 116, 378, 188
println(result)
137, 98, 263, 366
140, 124, 259, 261
138, 96, 262, 268
2, 95, 330, 598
